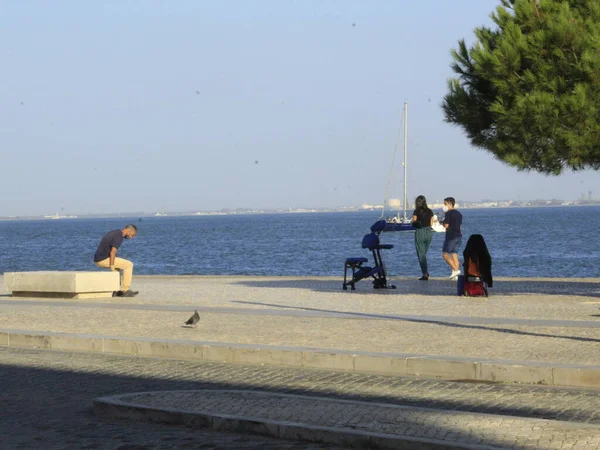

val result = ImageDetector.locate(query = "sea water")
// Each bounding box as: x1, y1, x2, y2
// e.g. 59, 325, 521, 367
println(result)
0, 206, 598, 278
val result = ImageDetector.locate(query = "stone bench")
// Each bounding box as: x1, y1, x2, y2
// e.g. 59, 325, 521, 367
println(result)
4, 271, 120, 299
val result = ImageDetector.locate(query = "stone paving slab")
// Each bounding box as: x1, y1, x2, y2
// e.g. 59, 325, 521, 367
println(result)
3, 298, 600, 328
94, 389, 600, 449
0, 301, 598, 365
4, 275, 600, 321
1, 275, 600, 386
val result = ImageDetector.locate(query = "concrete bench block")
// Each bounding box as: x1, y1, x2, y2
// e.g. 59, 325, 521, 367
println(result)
4, 271, 120, 299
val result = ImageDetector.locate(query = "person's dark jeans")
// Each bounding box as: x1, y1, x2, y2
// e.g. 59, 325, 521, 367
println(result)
415, 227, 433, 275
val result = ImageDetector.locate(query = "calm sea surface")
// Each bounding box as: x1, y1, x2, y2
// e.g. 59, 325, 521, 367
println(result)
0, 206, 598, 278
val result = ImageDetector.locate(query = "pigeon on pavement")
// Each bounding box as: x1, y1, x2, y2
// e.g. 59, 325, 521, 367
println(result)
184, 310, 200, 327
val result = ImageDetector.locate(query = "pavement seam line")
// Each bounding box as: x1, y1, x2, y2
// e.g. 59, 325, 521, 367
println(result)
3, 298, 600, 328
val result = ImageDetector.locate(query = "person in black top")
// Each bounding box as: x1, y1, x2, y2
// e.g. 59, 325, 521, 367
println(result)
463, 234, 493, 288
94, 224, 138, 297
411, 195, 434, 280
441, 197, 463, 280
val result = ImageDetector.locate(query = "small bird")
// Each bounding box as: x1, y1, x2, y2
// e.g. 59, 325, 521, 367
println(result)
184, 310, 200, 327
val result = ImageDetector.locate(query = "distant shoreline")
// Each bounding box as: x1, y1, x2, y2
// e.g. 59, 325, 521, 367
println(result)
1, 202, 600, 221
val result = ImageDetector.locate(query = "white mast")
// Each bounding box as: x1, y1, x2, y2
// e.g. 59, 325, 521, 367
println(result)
403, 101, 408, 220
381, 101, 409, 222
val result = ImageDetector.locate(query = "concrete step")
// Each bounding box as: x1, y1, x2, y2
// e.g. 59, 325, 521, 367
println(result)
2, 328, 599, 388
94, 389, 600, 450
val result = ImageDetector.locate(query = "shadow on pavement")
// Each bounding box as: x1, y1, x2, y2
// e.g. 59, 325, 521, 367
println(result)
1, 348, 596, 449
234, 277, 600, 297
231, 300, 600, 343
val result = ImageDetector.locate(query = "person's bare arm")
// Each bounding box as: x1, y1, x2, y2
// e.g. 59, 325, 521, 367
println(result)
109, 247, 117, 269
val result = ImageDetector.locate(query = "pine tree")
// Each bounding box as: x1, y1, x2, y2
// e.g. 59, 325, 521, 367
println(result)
443, 0, 600, 174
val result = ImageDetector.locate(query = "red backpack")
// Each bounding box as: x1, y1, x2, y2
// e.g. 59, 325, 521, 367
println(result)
464, 279, 487, 297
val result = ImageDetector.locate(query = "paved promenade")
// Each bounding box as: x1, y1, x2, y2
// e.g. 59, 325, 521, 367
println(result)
4, 347, 600, 449
0, 347, 344, 449
1, 275, 599, 364
2, 275, 600, 448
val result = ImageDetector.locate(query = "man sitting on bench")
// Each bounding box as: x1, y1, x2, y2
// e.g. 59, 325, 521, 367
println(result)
94, 224, 139, 297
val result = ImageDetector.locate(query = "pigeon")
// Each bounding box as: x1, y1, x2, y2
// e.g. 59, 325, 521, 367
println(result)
184, 310, 200, 327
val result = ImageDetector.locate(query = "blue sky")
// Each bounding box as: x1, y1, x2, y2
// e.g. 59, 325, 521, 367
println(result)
1, 0, 598, 216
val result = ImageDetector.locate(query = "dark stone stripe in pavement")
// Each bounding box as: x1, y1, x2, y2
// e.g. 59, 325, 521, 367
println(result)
2, 299, 599, 328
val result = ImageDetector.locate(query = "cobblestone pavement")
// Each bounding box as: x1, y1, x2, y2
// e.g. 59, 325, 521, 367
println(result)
100, 390, 600, 450
2, 347, 600, 449
1, 348, 342, 450
2, 276, 600, 365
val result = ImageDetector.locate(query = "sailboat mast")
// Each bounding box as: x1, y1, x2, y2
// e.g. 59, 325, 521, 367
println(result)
403, 101, 408, 219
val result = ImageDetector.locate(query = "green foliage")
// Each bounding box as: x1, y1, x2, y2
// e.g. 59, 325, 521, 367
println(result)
443, 0, 600, 174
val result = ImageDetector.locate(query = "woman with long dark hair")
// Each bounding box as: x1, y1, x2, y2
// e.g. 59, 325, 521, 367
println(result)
462, 234, 493, 287
412, 195, 434, 280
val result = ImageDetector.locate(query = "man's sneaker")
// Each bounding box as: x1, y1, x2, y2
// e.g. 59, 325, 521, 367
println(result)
449, 270, 461, 280
122, 290, 139, 297
112, 290, 124, 297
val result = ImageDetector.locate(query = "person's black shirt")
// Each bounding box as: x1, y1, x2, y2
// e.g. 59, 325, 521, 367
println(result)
443, 209, 463, 240
412, 208, 433, 229
94, 229, 124, 262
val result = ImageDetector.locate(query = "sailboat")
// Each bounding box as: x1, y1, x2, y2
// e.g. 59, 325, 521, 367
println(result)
381, 102, 444, 232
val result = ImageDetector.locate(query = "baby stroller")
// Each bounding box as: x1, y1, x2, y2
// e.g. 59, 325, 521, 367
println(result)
458, 234, 492, 297
343, 220, 396, 290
